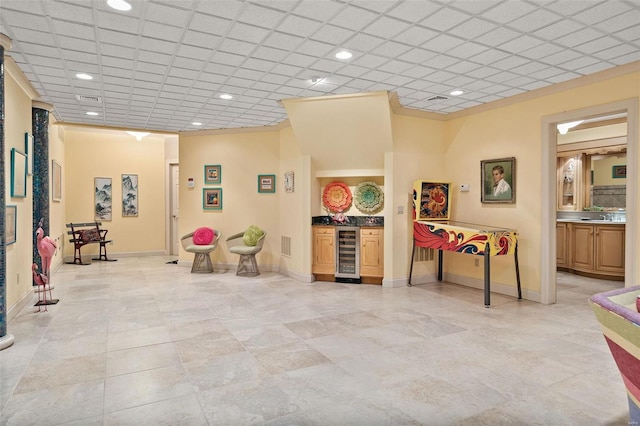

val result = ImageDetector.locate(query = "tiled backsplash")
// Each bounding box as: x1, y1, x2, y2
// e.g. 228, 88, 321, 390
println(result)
591, 185, 626, 209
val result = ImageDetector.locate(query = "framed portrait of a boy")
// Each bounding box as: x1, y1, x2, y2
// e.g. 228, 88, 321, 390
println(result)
481, 157, 516, 204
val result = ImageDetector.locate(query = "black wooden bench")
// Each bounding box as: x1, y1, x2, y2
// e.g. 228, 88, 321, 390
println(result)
66, 222, 117, 265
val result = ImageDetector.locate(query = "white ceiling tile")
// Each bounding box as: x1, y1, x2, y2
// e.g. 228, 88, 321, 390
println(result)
182, 30, 223, 48
558, 56, 600, 71
62, 50, 98, 64
498, 35, 544, 54
350, 54, 388, 69
481, 1, 537, 24
376, 60, 414, 74
362, 16, 412, 38
572, 1, 634, 25
593, 44, 639, 61
237, 3, 288, 29
310, 24, 356, 45
291, 1, 346, 22
226, 22, 271, 44
296, 39, 336, 57
210, 51, 246, 67
468, 49, 510, 65
446, 17, 498, 40
546, 71, 581, 84
328, 5, 380, 31
385, 1, 442, 22
97, 10, 140, 33
189, 14, 232, 36
520, 43, 564, 60
422, 34, 466, 52
142, 21, 184, 42
392, 25, 439, 45
555, 27, 605, 48
446, 41, 489, 59
58, 36, 99, 54
281, 52, 318, 68
251, 46, 290, 63
575, 36, 628, 55
507, 8, 563, 33
242, 57, 277, 72
539, 49, 583, 66
420, 7, 476, 32
397, 48, 438, 64
473, 26, 521, 46
277, 14, 323, 37
532, 19, 583, 41
51, 20, 95, 40
98, 29, 139, 48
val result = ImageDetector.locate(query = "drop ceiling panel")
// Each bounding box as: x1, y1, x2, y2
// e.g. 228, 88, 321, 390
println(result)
0, 0, 638, 132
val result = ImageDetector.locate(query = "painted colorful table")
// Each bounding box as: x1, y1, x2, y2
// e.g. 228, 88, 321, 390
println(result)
408, 220, 521, 307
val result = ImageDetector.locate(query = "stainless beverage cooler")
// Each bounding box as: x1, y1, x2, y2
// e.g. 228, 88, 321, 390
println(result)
335, 226, 360, 283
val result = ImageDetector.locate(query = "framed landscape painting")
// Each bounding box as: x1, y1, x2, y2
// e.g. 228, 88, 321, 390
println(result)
95, 177, 113, 220
122, 174, 138, 216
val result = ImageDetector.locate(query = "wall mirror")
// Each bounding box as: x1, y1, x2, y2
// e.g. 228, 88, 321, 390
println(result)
557, 113, 627, 211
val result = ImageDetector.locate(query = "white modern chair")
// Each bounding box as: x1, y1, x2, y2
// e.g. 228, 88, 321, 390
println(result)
181, 228, 221, 273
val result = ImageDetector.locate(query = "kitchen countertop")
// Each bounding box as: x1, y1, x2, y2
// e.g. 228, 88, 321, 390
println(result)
557, 218, 626, 224
312, 215, 384, 226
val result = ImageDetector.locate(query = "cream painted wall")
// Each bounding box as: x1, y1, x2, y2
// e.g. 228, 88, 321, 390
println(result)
63, 130, 167, 258
389, 114, 447, 282
444, 71, 640, 297
4, 70, 33, 312
48, 122, 66, 272
277, 126, 305, 276
178, 130, 280, 270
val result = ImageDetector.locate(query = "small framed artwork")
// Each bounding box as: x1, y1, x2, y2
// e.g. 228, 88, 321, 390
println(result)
203, 187, 222, 210
52, 160, 62, 202
284, 171, 294, 193
25, 133, 33, 175
612, 165, 626, 179
11, 148, 27, 198
412, 181, 451, 221
122, 174, 138, 216
95, 177, 113, 221
204, 164, 221, 184
481, 157, 516, 204
258, 174, 276, 193
6, 205, 17, 245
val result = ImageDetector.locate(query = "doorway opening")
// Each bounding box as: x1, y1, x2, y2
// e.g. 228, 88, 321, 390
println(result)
542, 99, 638, 304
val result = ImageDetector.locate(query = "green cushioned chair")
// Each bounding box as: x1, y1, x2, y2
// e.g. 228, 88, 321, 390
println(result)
226, 228, 266, 276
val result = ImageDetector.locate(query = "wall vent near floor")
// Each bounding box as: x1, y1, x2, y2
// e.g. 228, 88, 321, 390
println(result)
414, 246, 434, 262
281, 236, 291, 257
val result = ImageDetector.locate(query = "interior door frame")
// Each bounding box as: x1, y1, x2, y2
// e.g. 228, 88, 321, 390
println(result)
165, 159, 179, 255
541, 98, 638, 304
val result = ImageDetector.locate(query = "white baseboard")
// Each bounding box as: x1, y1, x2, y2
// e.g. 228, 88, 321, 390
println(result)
63, 250, 167, 263
7, 287, 35, 324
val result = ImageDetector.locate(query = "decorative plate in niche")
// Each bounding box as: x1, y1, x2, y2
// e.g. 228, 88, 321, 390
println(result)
322, 181, 352, 213
354, 181, 383, 214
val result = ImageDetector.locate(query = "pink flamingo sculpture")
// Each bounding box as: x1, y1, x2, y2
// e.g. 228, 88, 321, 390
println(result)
36, 218, 57, 279
32, 263, 51, 312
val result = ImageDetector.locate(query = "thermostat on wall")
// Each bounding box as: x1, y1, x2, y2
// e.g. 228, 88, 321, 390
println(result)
187, 177, 195, 188
460, 183, 470, 192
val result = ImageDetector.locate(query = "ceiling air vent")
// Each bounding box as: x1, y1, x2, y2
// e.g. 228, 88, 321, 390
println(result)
75, 95, 102, 103
427, 95, 448, 101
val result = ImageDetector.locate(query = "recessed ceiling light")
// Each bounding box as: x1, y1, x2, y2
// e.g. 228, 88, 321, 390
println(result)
219, 94, 233, 100
335, 50, 352, 60
76, 73, 93, 80
192, 122, 202, 126
450, 90, 464, 96
107, 0, 132, 11
86, 111, 99, 116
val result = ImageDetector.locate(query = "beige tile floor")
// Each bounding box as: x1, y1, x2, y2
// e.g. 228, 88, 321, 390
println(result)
0, 256, 630, 425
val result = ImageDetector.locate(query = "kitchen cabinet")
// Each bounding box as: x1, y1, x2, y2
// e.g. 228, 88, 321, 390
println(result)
556, 222, 568, 267
595, 225, 625, 275
558, 221, 625, 279
360, 227, 383, 278
557, 155, 583, 211
312, 226, 334, 275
